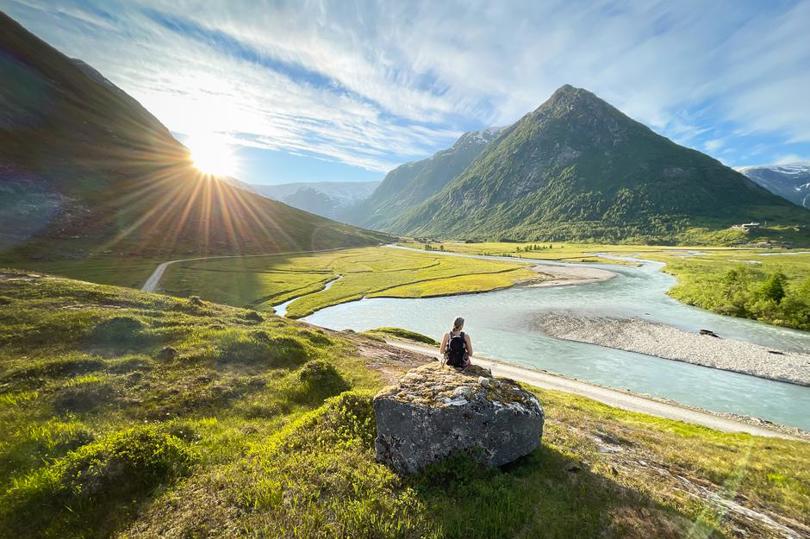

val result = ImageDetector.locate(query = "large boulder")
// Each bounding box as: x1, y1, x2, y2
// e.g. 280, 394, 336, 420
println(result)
373, 362, 544, 474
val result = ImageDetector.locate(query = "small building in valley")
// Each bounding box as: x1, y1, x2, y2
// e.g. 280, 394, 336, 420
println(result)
732, 222, 761, 231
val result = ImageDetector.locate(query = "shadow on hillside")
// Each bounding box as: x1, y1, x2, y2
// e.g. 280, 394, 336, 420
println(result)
408, 444, 709, 539
160, 252, 332, 313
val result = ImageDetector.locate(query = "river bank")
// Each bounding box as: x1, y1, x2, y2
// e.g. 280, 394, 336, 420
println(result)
385, 339, 808, 440
528, 264, 616, 287
534, 312, 810, 386
305, 247, 810, 429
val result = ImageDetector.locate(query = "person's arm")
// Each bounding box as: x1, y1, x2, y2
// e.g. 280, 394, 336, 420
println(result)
439, 333, 449, 356
464, 333, 473, 357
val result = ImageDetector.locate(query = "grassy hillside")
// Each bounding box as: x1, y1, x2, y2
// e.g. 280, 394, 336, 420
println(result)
1, 271, 807, 537
390, 86, 809, 244
159, 247, 540, 318
0, 13, 389, 261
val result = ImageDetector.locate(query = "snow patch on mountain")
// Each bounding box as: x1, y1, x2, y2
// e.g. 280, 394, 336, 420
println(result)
249, 181, 381, 219
737, 162, 810, 209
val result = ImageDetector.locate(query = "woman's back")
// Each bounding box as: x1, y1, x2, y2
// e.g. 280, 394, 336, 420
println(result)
441, 317, 473, 368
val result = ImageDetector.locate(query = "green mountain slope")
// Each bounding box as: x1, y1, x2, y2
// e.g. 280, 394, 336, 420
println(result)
346, 128, 502, 229
0, 12, 388, 259
391, 85, 809, 243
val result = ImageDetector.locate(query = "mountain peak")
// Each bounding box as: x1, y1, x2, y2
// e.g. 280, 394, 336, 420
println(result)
552, 83, 578, 95
389, 82, 807, 242
545, 84, 606, 110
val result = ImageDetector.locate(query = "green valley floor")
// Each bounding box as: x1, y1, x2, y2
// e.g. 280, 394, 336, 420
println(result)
0, 270, 808, 538
151, 246, 543, 318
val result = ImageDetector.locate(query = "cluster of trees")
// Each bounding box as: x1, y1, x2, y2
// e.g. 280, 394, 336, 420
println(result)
515, 244, 553, 252
672, 266, 810, 330
422, 243, 445, 251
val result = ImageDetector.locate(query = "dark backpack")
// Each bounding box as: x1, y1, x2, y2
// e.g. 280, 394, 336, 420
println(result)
446, 332, 467, 367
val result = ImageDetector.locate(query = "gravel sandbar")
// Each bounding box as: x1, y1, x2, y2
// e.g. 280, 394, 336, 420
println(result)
534, 313, 810, 386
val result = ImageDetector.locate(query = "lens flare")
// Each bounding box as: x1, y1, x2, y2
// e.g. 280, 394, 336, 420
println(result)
186, 133, 237, 177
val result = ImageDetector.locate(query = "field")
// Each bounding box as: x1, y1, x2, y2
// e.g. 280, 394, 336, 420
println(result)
398, 240, 658, 264
159, 247, 541, 318
403, 241, 810, 331
0, 272, 808, 537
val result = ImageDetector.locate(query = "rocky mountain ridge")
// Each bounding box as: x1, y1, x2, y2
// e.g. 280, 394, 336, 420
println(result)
252, 180, 380, 219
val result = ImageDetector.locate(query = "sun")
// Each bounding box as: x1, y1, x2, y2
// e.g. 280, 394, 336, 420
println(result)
186, 133, 237, 177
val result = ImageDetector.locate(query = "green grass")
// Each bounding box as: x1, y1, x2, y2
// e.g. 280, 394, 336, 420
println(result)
640, 250, 810, 331
364, 327, 439, 345
399, 240, 649, 264
159, 247, 540, 318
1, 271, 807, 537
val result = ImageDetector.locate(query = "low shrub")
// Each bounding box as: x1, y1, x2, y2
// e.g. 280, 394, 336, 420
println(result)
0, 356, 105, 388
87, 316, 151, 349
298, 329, 332, 346
53, 380, 117, 414
287, 360, 350, 403
216, 330, 309, 368
1, 426, 197, 537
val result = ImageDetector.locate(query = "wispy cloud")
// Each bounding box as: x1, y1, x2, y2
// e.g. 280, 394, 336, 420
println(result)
4, 0, 809, 175
775, 154, 808, 165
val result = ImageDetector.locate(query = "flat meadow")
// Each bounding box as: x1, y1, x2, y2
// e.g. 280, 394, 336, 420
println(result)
158, 247, 540, 318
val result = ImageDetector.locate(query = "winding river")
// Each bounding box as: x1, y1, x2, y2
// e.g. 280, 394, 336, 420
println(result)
303, 248, 810, 430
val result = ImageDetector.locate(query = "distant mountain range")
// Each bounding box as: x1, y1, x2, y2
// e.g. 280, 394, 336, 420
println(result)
0, 13, 388, 259
250, 181, 380, 220
738, 163, 810, 209
348, 85, 808, 243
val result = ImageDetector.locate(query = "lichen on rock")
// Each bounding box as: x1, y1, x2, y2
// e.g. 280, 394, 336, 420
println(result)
373, 362, 544, 474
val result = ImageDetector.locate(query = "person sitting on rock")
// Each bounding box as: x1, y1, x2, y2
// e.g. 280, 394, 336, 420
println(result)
440, 316, 473, 368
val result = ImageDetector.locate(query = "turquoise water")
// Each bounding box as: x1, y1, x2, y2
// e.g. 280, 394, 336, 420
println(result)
304, 248, 810, 430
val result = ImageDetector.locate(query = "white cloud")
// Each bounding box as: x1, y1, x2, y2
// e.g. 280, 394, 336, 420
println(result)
704, 139, 724, 152
775, 154, 808, 165
5, 0, 809, 173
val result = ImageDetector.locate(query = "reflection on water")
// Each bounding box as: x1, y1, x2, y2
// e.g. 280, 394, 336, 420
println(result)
304, 253, 810, 430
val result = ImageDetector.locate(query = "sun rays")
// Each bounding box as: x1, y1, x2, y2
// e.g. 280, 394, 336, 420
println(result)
91, 137, 303, 258
185, 133, 238, 177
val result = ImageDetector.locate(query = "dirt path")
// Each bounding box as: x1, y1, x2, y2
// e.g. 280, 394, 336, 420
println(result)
140, 248, 350, 293
141, 255, 238, 292
386, 340, 804, 440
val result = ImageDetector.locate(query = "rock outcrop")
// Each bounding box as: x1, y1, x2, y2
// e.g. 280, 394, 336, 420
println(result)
373, 362, 544, 474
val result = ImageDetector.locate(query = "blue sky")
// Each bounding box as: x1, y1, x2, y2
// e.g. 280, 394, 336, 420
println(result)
3, 0, 810, 185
